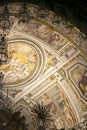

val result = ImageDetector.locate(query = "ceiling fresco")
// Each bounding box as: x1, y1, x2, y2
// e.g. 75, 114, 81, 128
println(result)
68, 62, 87, 101
0, 2, 87, 130
0, 41, 38, 85
38, 86, 77, 129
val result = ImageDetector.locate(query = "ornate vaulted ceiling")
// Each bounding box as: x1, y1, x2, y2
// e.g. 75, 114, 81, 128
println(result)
0, 2, 87, 130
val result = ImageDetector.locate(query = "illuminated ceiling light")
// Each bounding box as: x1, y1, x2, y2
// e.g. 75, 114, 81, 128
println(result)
19, 3, 29, 23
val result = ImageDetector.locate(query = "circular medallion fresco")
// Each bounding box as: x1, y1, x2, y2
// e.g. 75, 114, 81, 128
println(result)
0, 41, 42, 87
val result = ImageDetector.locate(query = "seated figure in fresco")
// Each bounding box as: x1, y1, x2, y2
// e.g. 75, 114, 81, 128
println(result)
49, 32, 62, 49
63, 104, 75, 125
42, 93, 52, 105
60, 92, 76, 126
78, 70, 87, 97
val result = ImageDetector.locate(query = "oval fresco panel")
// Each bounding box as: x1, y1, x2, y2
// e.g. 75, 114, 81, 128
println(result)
0, 41, 38, 86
